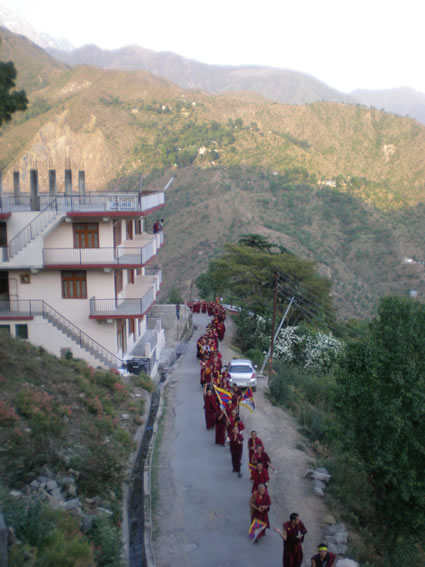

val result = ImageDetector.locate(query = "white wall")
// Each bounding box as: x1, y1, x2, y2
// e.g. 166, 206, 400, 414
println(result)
3, 317, 113, 368
12, 269, 117, 353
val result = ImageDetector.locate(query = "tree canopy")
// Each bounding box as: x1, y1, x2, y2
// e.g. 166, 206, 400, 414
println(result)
196, 236, 334, 328
0, 60, 28, 126
336, 296, 425, 535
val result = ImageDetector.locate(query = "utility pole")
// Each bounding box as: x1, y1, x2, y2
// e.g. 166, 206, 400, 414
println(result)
260, 296, 295, 382
268, 273, 279, 382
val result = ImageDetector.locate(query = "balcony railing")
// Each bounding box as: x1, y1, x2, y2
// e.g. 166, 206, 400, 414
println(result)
0, 191, 164, 214
90, 287, 155, 318
145, 267, 162, 291
43, 242, 156, 267
0, 299, 122, 367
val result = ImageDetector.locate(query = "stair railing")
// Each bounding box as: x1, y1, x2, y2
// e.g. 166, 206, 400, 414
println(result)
0, 298, 122, 367
8, 199, 58, 258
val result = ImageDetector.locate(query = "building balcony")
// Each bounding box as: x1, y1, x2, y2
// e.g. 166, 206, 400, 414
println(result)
0, 299, 37, 319
0, 191, 165, 216
145, 267, 162, 293
89, 286, 155, 319
43, 240, 157, 268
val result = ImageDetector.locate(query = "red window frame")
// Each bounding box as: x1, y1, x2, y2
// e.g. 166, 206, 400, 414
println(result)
62, 271, 87, 299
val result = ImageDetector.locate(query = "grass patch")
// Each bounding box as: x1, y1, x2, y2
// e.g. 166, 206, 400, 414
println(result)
0, 334, 149, 564
151, 389, 168, 539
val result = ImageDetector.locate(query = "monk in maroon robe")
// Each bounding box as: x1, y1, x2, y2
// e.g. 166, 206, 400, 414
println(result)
274, 513, 307, 567
248, 431, 264, 464
225, 400, 236, 419
229, 426, 244, 476
311, 543, 336, 567
231, 383, 243, 409
203, 385, 218, 429
251, 461, 270, 492
215, 407, 228, 445
250, 484, 271, 540
252, 445, 275, 471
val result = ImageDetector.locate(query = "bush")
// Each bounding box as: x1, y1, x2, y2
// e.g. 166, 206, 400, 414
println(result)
89, 515, 122, 567
0, 489, 95, 566
130, 371, 155, 392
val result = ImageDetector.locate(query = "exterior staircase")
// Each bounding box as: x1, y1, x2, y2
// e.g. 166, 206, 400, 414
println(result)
7, 198, 62, 260
0, 299, 122, 368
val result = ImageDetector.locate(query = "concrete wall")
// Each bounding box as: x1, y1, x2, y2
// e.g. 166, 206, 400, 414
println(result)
44, 219, 115, 248
12, 269, 117, 353
5, 211, 38, 240
24, 316, 112, 367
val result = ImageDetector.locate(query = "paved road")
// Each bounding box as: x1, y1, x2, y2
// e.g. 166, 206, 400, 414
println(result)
153, 314, 286, 567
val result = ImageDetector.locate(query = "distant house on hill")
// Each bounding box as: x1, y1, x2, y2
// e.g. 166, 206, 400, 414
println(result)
320, 179, 337, 188
0, 169, 169, 376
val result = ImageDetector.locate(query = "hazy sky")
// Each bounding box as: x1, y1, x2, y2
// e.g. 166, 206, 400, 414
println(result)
2, 0, 425, 94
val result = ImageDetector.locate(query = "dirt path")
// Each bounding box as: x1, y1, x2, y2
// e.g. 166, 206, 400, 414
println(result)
153, 314, 329, 567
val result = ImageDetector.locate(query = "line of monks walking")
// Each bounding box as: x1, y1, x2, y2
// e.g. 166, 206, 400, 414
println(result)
188, 300, 337, 567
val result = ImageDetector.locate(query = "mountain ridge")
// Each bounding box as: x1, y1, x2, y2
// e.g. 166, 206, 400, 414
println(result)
2, 28, 425, 317
46, 43, 354, 106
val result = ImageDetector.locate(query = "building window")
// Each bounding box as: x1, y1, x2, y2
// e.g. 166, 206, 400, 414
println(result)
135, 218, 142, 235
15, 324, 28, 339
73, 223, 99, 248
126, 220, 133, 241
114, 270, 123, 297
113, 221, 122, 248
128, 318, 135, 337
20, 273, 31, 284
62, 271, 87, 298
0, 325, 10, 335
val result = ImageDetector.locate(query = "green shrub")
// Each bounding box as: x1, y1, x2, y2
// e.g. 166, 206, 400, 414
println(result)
89, 515, 123, 567
131, 371, 155, 392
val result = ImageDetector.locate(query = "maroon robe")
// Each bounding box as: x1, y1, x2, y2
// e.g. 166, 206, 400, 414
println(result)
203, 392, 218, 429
251, 467, 270, 492
229, 432, 243, 472
250, 489, 271, 539
282, 520, 307, 567
215, 409, 227, 445
253, 449, 272, 470
248, 436, 264, 463
311, 552, 336, 567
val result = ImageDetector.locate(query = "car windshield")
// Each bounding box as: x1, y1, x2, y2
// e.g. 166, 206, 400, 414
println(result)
229, 365, 252, 373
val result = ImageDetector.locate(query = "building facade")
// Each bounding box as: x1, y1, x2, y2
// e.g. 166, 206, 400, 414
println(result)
0, 170, 169, 375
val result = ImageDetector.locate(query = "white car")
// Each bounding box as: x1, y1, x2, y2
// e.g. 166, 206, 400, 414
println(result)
227, 359, 257, 391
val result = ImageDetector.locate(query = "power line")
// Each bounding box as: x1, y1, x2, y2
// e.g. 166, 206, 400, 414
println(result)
276, 286, 364, 340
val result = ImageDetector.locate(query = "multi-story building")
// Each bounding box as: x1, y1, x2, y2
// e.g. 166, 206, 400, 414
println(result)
0, 169, 170, 375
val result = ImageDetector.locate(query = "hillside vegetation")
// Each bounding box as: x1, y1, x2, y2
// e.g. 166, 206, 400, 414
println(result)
0, 334, 152, 565
2, 29, 425, 316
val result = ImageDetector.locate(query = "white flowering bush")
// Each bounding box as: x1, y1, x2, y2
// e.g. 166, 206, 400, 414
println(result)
273, 326, 305, 363
303, 332, 343, 372
253, 314, 269, 341
273, 326, 343, 373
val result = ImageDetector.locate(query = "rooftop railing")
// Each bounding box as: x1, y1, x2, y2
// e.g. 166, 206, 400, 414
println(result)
0, 191, 164, 214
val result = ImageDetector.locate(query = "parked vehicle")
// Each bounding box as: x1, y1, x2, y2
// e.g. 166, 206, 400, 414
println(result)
227, 359, 257, 391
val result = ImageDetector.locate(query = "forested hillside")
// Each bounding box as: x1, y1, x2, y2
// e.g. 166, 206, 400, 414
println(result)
2, 28, 425, 316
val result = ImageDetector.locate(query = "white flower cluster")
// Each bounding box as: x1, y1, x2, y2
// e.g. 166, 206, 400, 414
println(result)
273, 326, 343, 372
253, 314, 269, 340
